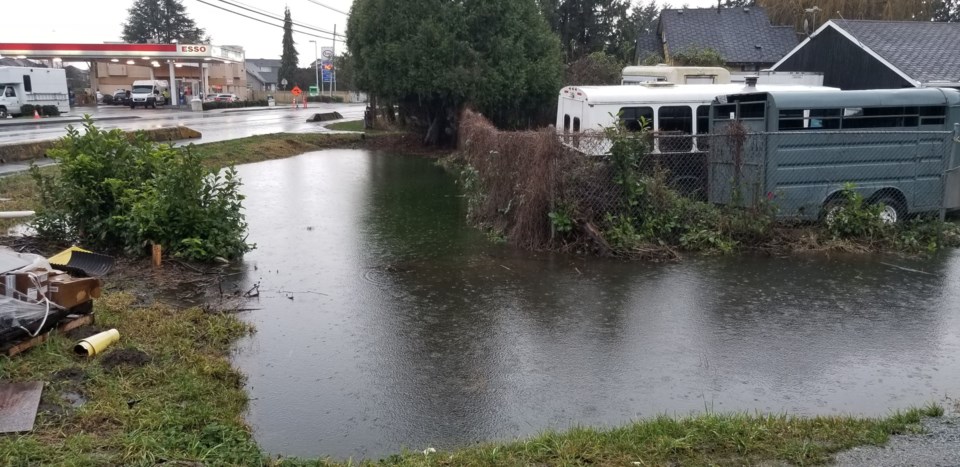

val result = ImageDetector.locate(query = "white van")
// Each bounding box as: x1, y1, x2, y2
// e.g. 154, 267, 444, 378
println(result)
0, 67, 70, 118
130, 80, 170, 109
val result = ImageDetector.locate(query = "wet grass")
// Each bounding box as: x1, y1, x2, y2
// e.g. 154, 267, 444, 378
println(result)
188, 132, 369, 168
276, 405, 943, 466
325, 120, 368, 132
0, 293, 260, 465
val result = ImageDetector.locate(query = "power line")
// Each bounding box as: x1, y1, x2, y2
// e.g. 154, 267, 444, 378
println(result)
211, 0, 345, 38
303, 0, 349, 16
194, 0, 337, 40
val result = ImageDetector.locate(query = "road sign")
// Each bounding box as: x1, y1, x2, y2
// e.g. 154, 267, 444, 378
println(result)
321, 47, 334, 60
321, 60, 334, 83
291, 86, 302, 96
308, 86, 319, 97
281, 78, 288, 87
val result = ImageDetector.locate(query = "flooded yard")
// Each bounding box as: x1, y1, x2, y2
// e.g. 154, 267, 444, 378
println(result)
230, 149, 960, 460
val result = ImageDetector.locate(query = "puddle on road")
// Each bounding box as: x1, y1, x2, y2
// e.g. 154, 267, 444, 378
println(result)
229, 149, 960, 460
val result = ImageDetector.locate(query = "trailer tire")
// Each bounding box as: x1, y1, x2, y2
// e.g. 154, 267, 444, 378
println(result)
130, 104, 136, 109
873, 194, 906, 225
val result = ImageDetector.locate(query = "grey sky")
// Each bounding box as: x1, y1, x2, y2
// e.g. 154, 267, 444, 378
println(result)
2, 0, 719, 67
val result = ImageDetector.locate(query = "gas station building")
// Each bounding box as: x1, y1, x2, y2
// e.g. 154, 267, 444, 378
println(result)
0, 43, 247, 105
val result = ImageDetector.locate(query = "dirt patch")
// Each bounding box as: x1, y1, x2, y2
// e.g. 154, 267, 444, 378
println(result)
50, 367, 88, 385
64, 325, 105, 341
100, 349, 152, 371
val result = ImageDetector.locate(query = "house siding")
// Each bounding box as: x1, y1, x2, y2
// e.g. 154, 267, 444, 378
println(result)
774, 27, 913, 90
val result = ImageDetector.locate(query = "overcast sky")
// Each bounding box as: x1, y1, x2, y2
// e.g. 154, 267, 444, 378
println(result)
2, 0, 720, 67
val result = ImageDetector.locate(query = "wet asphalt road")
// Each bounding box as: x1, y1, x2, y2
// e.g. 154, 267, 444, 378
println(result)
0, 103, 366, 146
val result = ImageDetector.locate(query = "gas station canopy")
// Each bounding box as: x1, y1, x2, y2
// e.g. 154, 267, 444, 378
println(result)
0, 43, 243, 63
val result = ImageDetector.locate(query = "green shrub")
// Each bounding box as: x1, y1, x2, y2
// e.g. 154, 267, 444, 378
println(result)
306, 95, 345, 103
822, 184, 888, 240
41, 105, 60, 117
20, 104, 35, 116
31, 117, 253, 261
201, 100, 269, 111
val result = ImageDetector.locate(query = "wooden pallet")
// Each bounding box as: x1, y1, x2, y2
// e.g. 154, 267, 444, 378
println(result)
2, 314, 95, 357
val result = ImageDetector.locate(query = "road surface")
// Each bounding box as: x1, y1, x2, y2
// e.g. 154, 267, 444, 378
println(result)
0, 103, 366, 146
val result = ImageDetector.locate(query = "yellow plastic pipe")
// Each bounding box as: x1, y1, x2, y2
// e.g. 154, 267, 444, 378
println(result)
74, 329, 120, 357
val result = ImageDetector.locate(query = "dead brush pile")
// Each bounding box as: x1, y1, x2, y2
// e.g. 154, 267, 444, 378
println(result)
456, 110, 619, 252
457, 110, 561, 249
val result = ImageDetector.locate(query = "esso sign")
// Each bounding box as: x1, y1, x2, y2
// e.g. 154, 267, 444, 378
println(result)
179, 45, 209, 55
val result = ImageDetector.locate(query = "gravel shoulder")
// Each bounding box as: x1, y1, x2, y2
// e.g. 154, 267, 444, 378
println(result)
833, 416, 960, 466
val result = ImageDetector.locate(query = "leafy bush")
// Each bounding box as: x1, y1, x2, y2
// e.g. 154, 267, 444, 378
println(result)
201, 100, 268, 111
670, 47, 725, 67
20, 104, 35, 116
822, 184, 888, 240
41, 105, 60, 117
306, 95, 345, 103
31, 117, 253, 261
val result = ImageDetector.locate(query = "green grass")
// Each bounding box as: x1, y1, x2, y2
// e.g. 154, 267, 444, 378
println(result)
188, 132, 369, 167
325, 120, 367, 132
0, 294, 261, 465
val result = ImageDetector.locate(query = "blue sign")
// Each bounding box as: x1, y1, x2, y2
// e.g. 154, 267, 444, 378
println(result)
321, 60, 334, 83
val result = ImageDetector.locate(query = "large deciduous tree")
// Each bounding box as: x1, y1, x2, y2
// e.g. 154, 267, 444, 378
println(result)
122, 0, 206, 43
348, 0, 561, 144
278, 7, 299, 91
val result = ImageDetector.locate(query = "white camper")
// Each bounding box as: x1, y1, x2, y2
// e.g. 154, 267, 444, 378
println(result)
557, 82, 837, 136
129, 80, 170, 109
621, 65, 732, 85
0, 67, 70, 118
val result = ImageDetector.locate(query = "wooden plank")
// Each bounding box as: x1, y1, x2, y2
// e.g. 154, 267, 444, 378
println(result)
0, 381, 43, 433
2, 313, 96, 357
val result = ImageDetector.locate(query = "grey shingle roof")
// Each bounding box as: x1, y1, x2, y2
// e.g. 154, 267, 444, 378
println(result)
636, 32, 663, 63
660, 7, 798, 65
245, 59, 282, 84
832, 20, 960, 84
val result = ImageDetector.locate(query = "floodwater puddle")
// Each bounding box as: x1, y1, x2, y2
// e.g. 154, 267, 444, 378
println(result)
229, 149, 960, 460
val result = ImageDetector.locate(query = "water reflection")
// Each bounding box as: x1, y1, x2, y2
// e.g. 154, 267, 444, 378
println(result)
231, 150, 960, 460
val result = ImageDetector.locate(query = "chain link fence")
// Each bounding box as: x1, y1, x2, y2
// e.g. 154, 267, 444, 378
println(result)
458, 110, 959, 250
558, 129, 958, 222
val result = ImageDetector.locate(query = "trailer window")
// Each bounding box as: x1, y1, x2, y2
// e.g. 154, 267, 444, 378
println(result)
573, 117, 581, 132
778, 109, 805, 130
658, 106, 693, 134
738, 102, 765, 119
842, 106, 922, 129
919, 106, 946, 126
713, 104, 736, 120
563, 114, 571, 132
22, 75, 32, 93
696, 106, 710, 134
619, 106, 653, 132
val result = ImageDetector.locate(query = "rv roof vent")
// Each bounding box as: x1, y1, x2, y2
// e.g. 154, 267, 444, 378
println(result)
642, 82, 676, 88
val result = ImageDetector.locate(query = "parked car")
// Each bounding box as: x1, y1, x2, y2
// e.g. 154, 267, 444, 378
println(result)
214, 93, 240, 102
112, 89, 129, 106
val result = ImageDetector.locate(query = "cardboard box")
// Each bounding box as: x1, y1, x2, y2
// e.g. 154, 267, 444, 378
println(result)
47, 275, 102, 309
0, 269, 50, 302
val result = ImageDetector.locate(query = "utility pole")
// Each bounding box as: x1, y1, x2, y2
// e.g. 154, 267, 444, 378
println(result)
309, 40, 319, 97
331, 24, 337, 97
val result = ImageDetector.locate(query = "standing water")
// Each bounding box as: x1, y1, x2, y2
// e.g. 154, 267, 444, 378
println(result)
231, 149, 960, 460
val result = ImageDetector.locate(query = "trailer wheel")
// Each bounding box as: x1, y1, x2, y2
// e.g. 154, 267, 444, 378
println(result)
873, 194, 906, 224
130, 104, 136, 109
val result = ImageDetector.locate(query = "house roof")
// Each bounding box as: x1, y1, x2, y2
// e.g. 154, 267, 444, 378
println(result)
245, 58, 281, 84
636, 32, 663, 63
659, 7, 798, 65
828, 20, 960, 85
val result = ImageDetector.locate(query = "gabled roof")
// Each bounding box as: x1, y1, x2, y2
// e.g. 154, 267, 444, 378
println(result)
827, 20, 960, 85
659, 7, 798, 64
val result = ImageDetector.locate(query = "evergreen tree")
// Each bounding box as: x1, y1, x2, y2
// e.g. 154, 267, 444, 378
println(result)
278, 7, 299, 91
121, 0, 206, 43
348, 0, 562, 143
